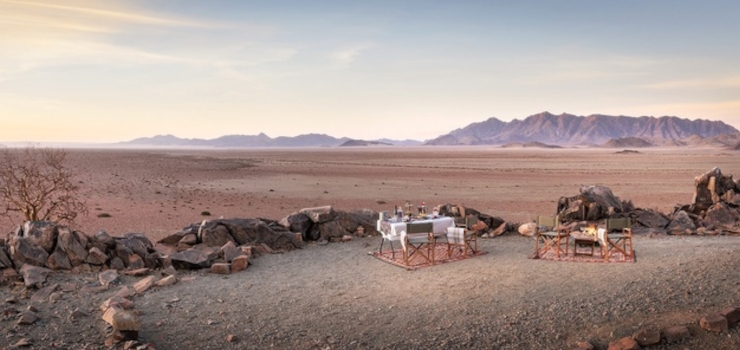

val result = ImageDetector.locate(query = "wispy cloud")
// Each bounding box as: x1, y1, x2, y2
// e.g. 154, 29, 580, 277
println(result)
0, 0, 219, 74
0, 0, 207, 28
330, 43, 375, 66
642, 77, 740, 90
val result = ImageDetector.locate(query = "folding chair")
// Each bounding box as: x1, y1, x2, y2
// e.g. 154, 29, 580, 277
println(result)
403, 222, 435, 265
601, 217, 634, 261
446, 214, 478, 257
534, 215, 570, 258
377, 212, 402, 259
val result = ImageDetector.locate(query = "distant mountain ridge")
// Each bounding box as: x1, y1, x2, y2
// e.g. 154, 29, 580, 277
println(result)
123, 133, 422, 148
426, 112, 739, 146
121, 112, 739, 148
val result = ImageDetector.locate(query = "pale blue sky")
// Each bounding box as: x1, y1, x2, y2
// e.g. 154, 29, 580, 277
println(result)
1, 0, 739, 143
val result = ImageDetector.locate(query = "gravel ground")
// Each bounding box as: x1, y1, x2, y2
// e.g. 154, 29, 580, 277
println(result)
3, 233, 740, 349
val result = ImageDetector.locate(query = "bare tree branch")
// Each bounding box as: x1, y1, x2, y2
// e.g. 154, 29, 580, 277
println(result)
0, 146, 87, 225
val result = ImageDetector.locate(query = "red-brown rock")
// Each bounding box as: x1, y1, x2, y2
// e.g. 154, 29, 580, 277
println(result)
633, 326, 661, 346
700, 313, 728, 332
720, 306, 740, 325
663, 325, 690, 343
210, 263, 231, 275
231, 255, 248, 272
607, 337, 641, 350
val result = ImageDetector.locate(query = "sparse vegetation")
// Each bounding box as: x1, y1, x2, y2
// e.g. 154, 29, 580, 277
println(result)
201, 210, 211, 216
0, 146, 87, 224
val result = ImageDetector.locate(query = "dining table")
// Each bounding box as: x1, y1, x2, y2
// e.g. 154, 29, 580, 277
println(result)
379, 215, 456, 253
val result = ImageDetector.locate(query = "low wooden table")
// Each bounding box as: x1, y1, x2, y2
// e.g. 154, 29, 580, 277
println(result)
572, 234, 597, 257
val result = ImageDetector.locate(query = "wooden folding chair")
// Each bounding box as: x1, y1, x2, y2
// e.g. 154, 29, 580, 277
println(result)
446, 214, 478, 257
601, 217, 633, 261
534, 215, 570, 258
403, 222, 435, 265
377, 212, 402, 259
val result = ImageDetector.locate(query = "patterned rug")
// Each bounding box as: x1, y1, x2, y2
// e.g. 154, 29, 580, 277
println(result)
370, 244, 488, 270
536, 246, 636, 263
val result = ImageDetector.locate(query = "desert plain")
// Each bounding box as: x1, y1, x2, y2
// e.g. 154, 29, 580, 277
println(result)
3, 146, 740, 349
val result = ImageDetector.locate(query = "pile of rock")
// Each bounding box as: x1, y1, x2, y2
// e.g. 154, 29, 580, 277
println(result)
556, 185, 635, 222
669, 167, 740, 235
574, 305, 740, 350
1, 221, 162, 280
279, 205, 377, 242
436, 204, 512, 237
537, 168, 740, 236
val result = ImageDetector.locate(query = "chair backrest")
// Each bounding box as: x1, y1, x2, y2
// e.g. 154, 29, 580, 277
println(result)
466, 215, 479, 230
536, 215, 558, 229
406, 222, 433, 234
606, 217, 630, 232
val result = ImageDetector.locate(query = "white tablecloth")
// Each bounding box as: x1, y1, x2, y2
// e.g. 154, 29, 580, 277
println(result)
379, 216, 456, 252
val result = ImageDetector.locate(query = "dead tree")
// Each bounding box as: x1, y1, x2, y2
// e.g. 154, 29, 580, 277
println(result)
0, 146, 87, 224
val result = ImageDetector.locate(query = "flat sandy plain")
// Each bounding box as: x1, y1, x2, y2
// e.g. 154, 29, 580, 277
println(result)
3, 147, 740, 350
25, 146, 740, 239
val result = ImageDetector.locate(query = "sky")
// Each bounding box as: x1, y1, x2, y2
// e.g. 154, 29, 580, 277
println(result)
1, 0, 739, 143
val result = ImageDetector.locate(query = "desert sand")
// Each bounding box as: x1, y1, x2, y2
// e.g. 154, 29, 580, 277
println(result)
2, 147, 740, 349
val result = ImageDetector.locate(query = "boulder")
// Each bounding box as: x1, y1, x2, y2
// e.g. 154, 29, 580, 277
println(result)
318, 220, 348, 241
703, 202, 738, 228
20, 221, 58, 253
217, 219, 302, 251
152, 243, 178, 257
157, 230, 189, 246
279, 212, 314, 238
94, 230, 116, 249
109, 257, 125, 270
127, 254, 145, 270
170, 245, 219, 269
20, 264, 49, 288
231, 255, 248, 272
663, 325, 690, 343
99, 270, 120, 287
210, 263, 231, 275
557, 185, 625, 222
220, 241, 241, 263
633, 326, 661, 346
46, 247, 72, 270
334, 210, 376, 236
518, 222, 537, 237
634, 209, 670, 229
700, 313, 728, 332
117, 233, 152, 259
667, 210, 697, 235
30, 284, 58, 303
56, 228, 88, 267
199, 223, 235, 247
9, 236, 50, 268
155, 275, 177, 287
0, 245, 11, 269
86, 247, 108, 265
114, 245, 134, 267
691, 167, 736, 214
607, 337, 640, 350
178, 233, 198, 246
300, 205, 336, 224
721, 307, 740, 325
133, 275, 156, 294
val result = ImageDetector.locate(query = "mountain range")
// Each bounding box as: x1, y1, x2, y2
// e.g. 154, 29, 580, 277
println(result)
122, 112, 740, 148
425, 112, 739, 146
